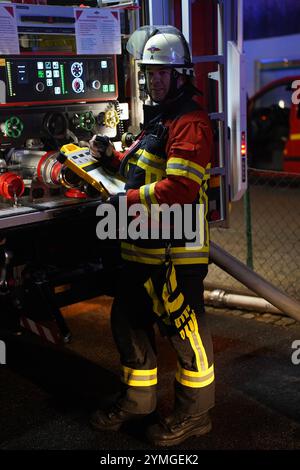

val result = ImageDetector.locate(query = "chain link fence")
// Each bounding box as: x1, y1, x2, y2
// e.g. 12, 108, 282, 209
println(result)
207, 168, 300, 302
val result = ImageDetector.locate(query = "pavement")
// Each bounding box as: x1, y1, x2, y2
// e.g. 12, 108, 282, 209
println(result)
0, 297, 300, 455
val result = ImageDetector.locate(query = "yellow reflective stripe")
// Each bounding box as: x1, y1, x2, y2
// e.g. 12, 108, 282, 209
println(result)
164, 290, 185, 314
178, 364, 214, 377
167, 160, 211, 185
168, 157, 206, 175
176, 364, 214, 388
148, 182, 158, 203
137, 160, 165, 184
121, 243, 209, 256
128, 155, 138, 165
121, 243, 164, 262
162, 262, 185, 313
166, 167, 203, 185
172, 257, 209, 265
124, 378, 157, 386
136, 154, 166, 171
162, 267, 209, 367
166, 261, 177, 291
124, 154, 138, 177
133, 150, 166, 185
171, 245, 209, 254
139, 182, 158, 215
136, 147, 165, 163
122, 254, 209, 266
188, 316, 209, 371
203, 163, 211, 180
198, 188, 209, 247
122, 366, 157, 387
121, 242, 209, 265
123, 366, 157, 376
171, 250, 208, 259
139, 186, 149, 213
290, 133, 300, 141
144, 277, 166, 317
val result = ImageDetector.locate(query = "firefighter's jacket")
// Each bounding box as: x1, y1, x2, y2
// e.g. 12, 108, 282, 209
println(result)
110, 90, 213, 266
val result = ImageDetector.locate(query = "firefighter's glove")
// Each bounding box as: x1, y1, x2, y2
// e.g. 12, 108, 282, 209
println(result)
89, 134, 114, 167
162, 261, 197, 340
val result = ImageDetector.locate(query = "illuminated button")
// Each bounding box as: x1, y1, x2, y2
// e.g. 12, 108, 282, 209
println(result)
71, 62, 83, 78
46, 79, 53, 86
45, 62, 51, 69
36, 82, 45, 92
53, 70, 60, 78
92, 80, 101, 90
37, 61, 44, 70
101, 60, 107, 68
52, 62, 59, 69
46, 70, 52, 78
102, 84, 109, 92
72, 77, 84, 93
54, 86, 61, 95
38, 70, 44, 78
109, 84, 115, 92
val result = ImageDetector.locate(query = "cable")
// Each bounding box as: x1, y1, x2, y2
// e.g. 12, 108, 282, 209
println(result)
114, 100, 125, 141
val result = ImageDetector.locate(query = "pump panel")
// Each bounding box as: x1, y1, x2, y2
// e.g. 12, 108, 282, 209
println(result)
0, 55, 117, 106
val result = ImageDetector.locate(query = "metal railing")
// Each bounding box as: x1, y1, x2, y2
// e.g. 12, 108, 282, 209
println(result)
207, 168, 300, 302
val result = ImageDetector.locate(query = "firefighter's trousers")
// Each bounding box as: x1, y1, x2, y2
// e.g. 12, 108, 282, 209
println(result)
111, 261, 215, 415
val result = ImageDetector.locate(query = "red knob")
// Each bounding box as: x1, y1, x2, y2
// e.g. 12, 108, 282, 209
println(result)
0, 172, 25, 199
64, 188, 87, 199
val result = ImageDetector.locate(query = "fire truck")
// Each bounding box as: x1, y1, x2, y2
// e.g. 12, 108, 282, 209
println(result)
248, 75, 300, 174
0, 0, 248, 344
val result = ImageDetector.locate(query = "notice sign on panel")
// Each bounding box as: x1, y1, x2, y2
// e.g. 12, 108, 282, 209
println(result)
74, 8, 121, 56
0, 4, 19, 55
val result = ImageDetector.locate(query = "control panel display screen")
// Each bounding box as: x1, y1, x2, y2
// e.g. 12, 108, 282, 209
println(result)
0, 55, 117, 104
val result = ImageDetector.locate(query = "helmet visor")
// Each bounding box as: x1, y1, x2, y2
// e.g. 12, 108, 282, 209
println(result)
126, 25, 189, 61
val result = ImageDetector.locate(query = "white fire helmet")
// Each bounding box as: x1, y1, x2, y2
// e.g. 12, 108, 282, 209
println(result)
127, 25, 194, 76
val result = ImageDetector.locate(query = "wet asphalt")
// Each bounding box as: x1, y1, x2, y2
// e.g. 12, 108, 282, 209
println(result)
0, 297, 300, 459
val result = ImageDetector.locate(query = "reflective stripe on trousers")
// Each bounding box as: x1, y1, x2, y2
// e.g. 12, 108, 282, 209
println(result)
144, 261, 215, 389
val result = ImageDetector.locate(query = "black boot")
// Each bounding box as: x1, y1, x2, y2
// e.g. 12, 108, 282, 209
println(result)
146, 410, 212, 446
90, 404, 149, 432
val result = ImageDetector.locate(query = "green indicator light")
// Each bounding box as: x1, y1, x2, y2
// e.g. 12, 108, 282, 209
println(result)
60, 64, 66, 95
102, 84, 109, 93
38, 70, 44, 78
7, 62, 13, 97
109, 84, 115, 92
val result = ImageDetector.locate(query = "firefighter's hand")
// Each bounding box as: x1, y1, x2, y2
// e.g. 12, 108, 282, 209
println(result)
89, 134, 114, 161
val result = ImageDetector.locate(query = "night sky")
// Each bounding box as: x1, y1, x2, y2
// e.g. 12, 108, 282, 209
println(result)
244, 0, 300, 39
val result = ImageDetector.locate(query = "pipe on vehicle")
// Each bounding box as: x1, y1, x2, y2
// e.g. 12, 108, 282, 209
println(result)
204, 289, 281, 314
210, 241, 300, 322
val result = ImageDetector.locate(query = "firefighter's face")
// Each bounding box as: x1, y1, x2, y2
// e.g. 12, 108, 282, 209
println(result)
145, 66, 172, 102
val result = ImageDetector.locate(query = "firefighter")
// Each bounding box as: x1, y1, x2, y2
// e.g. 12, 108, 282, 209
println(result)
89, 26, 214, 447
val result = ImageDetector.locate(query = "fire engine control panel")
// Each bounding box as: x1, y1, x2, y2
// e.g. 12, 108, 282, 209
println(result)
0, 55, 117, 105
0, 4, 131, 342
0, 52, 126, 231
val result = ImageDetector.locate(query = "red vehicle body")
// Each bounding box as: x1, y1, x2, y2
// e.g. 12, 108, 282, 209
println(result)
248, 75, 300, 174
